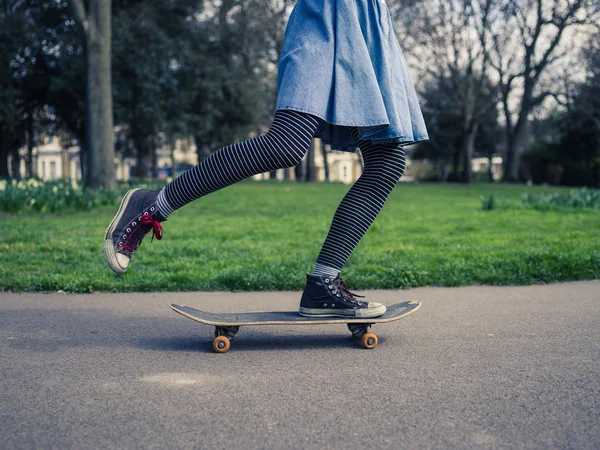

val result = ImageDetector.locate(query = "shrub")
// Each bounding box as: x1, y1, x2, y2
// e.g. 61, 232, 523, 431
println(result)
521, 188, 600, 210
0, 178, 168, 213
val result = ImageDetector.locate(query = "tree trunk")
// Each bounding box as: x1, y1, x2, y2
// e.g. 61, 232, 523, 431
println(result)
436, 161, 449, 182
194, 133, 212, 163
134, 135, 153, 178
73, 0, 115, 188
294, 156, 305, 182
502, 78, 536, 183
170, 144, 176, 178
461, 123, 478, 184
487, 154, 494, 183
306, 139, 317, 182
135, 153, 152, 178
10, 150, 21, 179
321, 143, 330, 182
26, 117, 34, 178
451, 146, 460, 180
78, 132, 87, 182
151, 135, 158, 179
503, 122, 530, 182
0, 132, 10, 178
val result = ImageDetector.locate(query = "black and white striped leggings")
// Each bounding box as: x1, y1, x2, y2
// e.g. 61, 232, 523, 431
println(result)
157, 109, 406, 271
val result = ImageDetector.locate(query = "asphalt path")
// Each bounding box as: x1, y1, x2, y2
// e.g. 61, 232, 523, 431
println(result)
1, 281, 599, 449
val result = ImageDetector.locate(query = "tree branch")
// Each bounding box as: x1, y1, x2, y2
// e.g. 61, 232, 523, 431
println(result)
69, 0, 89, 37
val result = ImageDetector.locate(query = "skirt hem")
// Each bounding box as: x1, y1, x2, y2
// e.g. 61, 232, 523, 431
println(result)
275, 105, 429, 152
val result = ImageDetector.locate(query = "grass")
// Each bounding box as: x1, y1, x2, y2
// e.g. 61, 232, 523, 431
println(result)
1, 181, 599, 293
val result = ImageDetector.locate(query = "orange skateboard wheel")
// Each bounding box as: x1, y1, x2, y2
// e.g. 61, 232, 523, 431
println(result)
213, 336, 231, 353
361, 332, 378, 349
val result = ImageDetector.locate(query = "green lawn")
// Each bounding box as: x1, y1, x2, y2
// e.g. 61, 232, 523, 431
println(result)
1, 181, 598, 292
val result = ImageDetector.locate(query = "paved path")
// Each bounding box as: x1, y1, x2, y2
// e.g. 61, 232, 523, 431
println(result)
1, 281, 599, 449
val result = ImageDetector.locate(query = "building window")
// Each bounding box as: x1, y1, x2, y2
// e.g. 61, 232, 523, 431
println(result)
41, 161, 46, 179
50, 161, 57, 180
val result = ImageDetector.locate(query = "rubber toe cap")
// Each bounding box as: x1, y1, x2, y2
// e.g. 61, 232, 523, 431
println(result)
116, 253, 130, 272
357, 302, 386, 318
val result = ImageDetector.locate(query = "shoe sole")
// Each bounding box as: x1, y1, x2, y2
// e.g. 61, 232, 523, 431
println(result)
103, 188, 140, 274
298, 305, 386, 319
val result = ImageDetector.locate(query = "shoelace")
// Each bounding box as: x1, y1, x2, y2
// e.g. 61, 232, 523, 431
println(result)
333, 278, 365, 305
121, 214, 164, 253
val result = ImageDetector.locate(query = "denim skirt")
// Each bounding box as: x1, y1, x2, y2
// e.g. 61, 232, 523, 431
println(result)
275, 0, 429, 152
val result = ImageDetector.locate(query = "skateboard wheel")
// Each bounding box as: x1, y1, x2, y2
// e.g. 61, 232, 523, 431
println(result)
213, 336, 231, 353
361, 332, 378, 349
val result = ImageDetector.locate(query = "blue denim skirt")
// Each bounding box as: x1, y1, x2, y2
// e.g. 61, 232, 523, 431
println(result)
275, 0, 429, 152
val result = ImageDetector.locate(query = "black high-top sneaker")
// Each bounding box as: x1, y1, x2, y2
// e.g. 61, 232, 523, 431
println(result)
104, 188, 166, 274
299, 272, 386, 318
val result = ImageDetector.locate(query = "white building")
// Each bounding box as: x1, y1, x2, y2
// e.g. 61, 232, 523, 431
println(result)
251, 138, 363, 184
471, 156, 503, 180
9, 132, 502, 184
12, 134, 367, 184
11, 135, 198, 181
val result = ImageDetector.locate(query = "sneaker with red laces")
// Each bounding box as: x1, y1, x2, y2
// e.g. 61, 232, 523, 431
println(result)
104, 188, 166, 273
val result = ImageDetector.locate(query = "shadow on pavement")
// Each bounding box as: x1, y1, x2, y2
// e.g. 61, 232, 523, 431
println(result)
2, 307, 377, 354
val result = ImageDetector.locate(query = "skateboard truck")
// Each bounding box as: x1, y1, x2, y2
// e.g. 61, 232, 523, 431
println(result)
347, 323, 378, 349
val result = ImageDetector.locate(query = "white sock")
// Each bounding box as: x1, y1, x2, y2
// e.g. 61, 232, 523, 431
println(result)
156, 188, 175, 219
312, 262, 340, 278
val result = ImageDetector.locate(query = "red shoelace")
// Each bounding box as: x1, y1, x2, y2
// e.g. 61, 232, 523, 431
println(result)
121, 214, 164, 253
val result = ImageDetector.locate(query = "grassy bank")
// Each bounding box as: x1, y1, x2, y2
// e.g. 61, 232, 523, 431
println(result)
1, 182, 598, 292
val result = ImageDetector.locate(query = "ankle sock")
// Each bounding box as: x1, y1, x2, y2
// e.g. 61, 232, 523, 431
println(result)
311, 262, 340, 278
156, 188, 175, 219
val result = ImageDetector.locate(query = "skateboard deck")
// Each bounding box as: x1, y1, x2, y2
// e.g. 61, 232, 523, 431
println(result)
169, 301, 421, 353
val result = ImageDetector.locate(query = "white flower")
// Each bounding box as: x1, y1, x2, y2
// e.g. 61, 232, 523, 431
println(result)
0, 180, 6, 191
52, 186, 58, 193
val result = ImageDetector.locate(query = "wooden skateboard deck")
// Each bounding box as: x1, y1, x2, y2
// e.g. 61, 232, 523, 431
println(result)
169, 301, 421, 353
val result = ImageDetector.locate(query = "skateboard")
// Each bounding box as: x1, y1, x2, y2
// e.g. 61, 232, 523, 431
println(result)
169, 301, 421, 353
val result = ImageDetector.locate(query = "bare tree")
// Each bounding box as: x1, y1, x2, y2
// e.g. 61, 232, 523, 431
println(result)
395, 0, 498, 183
485, 0, 598, 181
69, 0, 115, 188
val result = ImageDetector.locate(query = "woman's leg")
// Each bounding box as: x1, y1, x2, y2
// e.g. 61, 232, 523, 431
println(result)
104, 109, 320, 273
299, 128, 407, 318
157, 109, 320, 216
312, 127, 407, 277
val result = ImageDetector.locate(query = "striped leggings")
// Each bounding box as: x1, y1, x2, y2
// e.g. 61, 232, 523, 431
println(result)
157, 109, 406, 271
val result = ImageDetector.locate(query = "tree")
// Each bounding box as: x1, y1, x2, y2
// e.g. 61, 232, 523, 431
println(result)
0, 0, 58, 179
395, 0, 498, 183
179, 0, 280, 171
485, 0, 598, 181
69, 0, 115, 188
415, 78, 464, 181
112, 0, 200, 178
